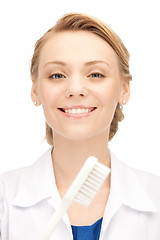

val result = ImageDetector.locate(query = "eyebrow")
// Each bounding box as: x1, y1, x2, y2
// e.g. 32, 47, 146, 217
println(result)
84, 60, 111, 68
43, 60, 111, 68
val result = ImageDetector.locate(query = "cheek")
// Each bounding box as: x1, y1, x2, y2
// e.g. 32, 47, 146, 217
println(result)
38, 81, 63, 106
94, 80, 121, 106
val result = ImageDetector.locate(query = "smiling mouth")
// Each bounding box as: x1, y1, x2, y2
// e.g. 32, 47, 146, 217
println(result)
58, 107, 97, 114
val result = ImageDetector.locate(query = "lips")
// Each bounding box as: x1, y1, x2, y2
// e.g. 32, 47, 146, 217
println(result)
58, 106, 97, 114
57, 106, 97, 118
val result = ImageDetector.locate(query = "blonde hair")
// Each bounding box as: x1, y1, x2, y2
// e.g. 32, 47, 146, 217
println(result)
30, 13, 132, 146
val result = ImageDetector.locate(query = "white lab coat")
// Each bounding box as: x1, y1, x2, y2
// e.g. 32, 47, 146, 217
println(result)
0, 147, 160, 240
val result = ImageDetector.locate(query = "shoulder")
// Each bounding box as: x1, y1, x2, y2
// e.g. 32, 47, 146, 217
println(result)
0, 147, 52, 201
0, 166, 31, 223
133, 166, 160, 185
0, 165, 31, 202
110, 150, 160, 212
121, 157, 160, 212
132, 167, 160, 210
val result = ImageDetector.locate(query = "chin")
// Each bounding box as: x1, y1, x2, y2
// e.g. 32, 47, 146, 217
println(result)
54, 128, 108, 142
60, 133, 93, 141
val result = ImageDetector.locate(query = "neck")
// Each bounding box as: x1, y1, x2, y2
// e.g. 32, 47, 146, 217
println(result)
51, 132, 111, 190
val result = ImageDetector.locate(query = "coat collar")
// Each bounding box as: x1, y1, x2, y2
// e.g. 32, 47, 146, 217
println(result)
109, 150, 157, 212
12, 147, 57, 207
12, 147, 157, 212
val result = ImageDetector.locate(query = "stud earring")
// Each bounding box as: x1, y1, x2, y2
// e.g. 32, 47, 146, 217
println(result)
34, 101, 37, 105
120, 100, 126, 110
120, 105, 123, 110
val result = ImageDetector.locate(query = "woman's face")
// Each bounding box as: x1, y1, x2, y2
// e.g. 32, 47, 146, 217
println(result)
31, 31, 130, 141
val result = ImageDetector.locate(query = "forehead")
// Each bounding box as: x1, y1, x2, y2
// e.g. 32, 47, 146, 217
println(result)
39, 30, 119, 68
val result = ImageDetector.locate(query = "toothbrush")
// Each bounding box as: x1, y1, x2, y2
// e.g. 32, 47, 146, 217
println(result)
39, 156, 111, 240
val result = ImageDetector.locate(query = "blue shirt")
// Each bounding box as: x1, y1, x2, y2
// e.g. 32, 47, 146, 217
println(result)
71, 218, 103, 240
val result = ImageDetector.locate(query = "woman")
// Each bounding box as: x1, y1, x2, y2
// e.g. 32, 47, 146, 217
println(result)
0, 13, 160, 240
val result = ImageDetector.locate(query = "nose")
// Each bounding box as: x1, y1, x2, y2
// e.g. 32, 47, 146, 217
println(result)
65, 77, 88, 98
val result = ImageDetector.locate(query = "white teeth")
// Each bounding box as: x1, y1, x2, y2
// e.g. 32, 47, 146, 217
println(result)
72, 109, 76, 114
77, 109, 81, 113
64, 108, 91, 114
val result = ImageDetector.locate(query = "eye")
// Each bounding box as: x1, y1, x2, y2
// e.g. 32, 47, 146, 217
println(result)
90, 73, 105, 78
49, 73, 65, 79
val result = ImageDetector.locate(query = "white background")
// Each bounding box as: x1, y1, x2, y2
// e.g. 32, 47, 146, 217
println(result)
0, 0, 160, 175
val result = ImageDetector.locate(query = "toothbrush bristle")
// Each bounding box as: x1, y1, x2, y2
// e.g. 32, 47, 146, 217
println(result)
39, 157, 111, 240
74, 162, 110, 207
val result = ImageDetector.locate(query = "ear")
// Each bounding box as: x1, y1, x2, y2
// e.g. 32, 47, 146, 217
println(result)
31, 80, 42, 106
118, 81, 130, 105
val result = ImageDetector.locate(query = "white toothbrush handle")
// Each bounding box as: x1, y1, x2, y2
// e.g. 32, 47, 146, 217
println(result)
39, 198, 71, 240
39, 162, 92, 240
39, 157, 103, 240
